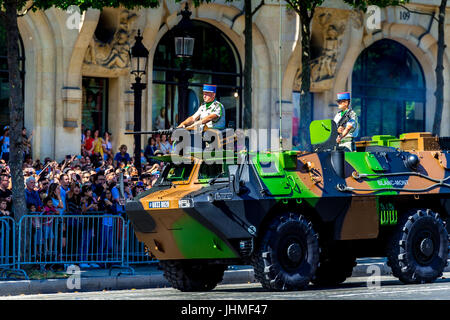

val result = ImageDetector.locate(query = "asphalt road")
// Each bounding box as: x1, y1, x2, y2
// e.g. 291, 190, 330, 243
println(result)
3, 273, 450, 300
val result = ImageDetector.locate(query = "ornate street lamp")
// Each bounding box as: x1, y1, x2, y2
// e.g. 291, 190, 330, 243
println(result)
174, 3, 195, 58
130, 29, 149, 175
131, 30, 149, 80
173, 3, 195, 124
174, 36, 195, 58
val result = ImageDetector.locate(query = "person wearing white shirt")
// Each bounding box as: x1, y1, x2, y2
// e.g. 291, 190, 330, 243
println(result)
177, 84, 225, 131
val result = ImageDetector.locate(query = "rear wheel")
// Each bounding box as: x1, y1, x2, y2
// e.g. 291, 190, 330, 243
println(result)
387, 209, 448, 284
159, 260, 227, 292
252, 213, 319, 291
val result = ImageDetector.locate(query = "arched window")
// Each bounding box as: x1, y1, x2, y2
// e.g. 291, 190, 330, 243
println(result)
0, 24, 25, 129
352, 39, 426, 138
152, 20, 242, 129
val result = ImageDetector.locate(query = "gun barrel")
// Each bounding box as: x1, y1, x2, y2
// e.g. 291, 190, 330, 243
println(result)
124, 129, 174, 135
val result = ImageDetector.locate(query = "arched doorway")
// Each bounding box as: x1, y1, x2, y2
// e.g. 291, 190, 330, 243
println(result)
152, 20, 242, 129
351, 39, 426, 138
0, 24, 25, 129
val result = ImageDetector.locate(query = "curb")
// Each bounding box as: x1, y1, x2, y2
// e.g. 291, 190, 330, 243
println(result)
351, 262, 392, 277
1, 260, 450, 296
352, 259, 450, 277
0, 273, 170, 297
0, 270, 257, 297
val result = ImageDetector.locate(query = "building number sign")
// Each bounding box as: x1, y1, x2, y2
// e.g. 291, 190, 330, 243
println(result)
366, 6, 411, 31
399, 9, 411, 21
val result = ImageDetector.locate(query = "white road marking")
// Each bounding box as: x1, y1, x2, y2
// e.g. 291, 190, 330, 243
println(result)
331, 284, 450, 298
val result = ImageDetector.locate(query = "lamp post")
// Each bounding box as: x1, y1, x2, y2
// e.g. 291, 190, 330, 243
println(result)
174, 3, 195, 124
130, 29, 149, 175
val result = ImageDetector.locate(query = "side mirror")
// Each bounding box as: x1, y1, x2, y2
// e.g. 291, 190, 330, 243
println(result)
228, 165, 241, 194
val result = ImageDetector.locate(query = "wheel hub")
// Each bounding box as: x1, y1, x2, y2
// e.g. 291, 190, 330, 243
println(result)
287, 243, 302, 263
420, 238, 434, 257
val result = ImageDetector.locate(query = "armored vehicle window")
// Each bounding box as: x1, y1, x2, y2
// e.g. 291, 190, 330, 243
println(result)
259, 161, 280, 175
253, 153, 285, 177
163, 163, 194, 182
198, 163, 229, 180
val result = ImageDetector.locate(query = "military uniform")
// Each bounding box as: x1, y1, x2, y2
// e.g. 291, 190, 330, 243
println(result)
193, 84, 225, 130
333, 92, 359, 151
179, 84, 226, 131
192, 100, 226, 130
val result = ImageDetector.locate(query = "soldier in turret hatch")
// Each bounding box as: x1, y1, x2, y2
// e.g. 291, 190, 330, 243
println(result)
333, 92, 359, 151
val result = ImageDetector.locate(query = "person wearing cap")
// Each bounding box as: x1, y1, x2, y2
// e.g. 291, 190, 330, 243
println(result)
333, 92, 359, 152
177, 84, 226, 130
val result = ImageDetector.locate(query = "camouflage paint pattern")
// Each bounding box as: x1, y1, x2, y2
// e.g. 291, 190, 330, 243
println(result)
126, 132, 450, 261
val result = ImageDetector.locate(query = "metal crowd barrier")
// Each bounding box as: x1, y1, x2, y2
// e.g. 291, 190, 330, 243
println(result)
125, 220, 157, 265
17, 214, 128, 270
0, 217, 15, 268
0, 216, 27, 279
0, 212, 158, 279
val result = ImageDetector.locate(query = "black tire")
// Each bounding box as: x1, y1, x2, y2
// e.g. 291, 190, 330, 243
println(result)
159, 260, 227, 292
252, 213, 320, 291
387, 209, 449, 284
312, 248, 356, 286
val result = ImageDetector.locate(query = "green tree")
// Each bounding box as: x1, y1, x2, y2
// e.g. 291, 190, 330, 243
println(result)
285, 0, 409, 149
243, 0, 264, 129
284, 0, 321, 150
432, 0, 447, 136
347, 1, 446, 137
0, 0, 159, 225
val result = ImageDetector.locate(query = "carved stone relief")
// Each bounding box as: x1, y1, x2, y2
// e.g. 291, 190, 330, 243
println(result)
310, 11, 346, 91
293, 8, 350, 92
83, 10, 138, 76
350, 9, 364, 30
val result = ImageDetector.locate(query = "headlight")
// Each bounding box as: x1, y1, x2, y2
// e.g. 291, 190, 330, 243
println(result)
178, 199, 194, 208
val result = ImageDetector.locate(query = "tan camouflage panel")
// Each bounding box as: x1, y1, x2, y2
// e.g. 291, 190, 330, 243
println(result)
295, 149, 450, 240
340, 196, 379, 240
133, 161, 203, 260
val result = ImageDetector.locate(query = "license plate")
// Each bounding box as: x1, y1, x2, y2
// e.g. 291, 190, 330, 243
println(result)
149, 201, 170, 209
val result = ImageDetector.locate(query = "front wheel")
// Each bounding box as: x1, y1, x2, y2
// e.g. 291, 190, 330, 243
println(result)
387, 209, 448, 284
159, 260, 227, 292
252, 213, 320, 291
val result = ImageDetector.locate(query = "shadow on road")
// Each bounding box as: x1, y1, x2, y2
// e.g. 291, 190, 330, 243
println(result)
213, 276, 450, 293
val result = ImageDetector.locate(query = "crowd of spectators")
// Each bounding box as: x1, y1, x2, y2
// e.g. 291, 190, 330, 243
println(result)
0, 126, 175, 270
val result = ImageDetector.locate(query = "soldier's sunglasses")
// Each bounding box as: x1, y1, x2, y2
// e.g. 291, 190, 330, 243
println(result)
336, 99, 349, 104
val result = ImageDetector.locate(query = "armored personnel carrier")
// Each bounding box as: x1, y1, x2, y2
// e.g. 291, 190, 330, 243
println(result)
125, 121, 450, 291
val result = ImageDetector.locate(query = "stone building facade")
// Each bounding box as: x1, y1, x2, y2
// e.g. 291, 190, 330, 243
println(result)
1, 0, 448, 160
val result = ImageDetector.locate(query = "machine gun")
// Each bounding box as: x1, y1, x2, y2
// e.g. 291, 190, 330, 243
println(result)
124, 129, 175, 136
125, 127, 238, 151
336, 110, 352, 131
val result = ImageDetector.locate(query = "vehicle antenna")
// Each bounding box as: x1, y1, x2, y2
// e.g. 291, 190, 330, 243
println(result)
278, 0, 283, 151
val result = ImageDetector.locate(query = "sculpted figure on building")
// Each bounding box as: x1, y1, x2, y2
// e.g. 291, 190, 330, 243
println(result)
310, 12, 346, 85
84, 10, 138, 70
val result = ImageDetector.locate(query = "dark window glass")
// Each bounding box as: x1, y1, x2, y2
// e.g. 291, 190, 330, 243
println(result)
82, 77, 108, 134
152, 20, 242, 129
198, 163, 229, 180
292, 92, 314, 150
258, 160, 280, 175
0, 24, 25, 129
163, 163, 194, 182
405, 101, 424, 133
352, 39, 425, 138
